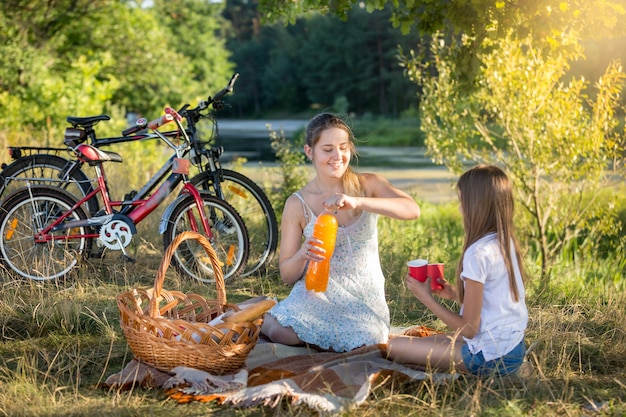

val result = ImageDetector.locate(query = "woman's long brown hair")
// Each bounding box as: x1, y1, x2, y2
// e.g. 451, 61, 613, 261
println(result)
455, 165, 525, 303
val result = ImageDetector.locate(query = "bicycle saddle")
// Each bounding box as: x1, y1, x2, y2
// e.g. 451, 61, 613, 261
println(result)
74, 144, 123, 164
66, 114, 111, 127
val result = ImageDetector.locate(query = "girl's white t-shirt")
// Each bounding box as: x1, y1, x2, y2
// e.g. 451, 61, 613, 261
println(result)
460, 233, 528, 361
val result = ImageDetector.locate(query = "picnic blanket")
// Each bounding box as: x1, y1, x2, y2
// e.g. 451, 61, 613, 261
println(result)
102, 326, 454, 414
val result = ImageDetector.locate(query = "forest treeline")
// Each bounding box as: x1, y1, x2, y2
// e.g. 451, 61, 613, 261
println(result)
2, 0, 624, 134
0, 0, 424, 135
222, 1, 422, 118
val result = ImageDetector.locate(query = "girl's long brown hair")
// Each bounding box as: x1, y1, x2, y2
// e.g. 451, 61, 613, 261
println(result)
305, 113, 364, 198
456, 165, 525, 303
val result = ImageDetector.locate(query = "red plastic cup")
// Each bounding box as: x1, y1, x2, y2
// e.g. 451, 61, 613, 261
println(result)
407, 259, 428, 282
427, 263, 445, 291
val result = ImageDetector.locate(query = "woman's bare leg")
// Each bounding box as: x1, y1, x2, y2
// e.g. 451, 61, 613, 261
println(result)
260, 314, 304, 346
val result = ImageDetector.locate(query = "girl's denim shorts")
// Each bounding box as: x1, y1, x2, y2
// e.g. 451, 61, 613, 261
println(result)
461, 339, 525, 377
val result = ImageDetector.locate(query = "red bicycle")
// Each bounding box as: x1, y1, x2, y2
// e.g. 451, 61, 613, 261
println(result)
0, 108, 249, 282
0, 73, 278, 278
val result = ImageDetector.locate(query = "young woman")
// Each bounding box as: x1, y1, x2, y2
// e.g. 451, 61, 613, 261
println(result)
260, 112, 420, 352
387, 165, 528, 376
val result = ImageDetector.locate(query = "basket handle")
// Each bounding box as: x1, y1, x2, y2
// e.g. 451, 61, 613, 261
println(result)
149, 231, 226, 318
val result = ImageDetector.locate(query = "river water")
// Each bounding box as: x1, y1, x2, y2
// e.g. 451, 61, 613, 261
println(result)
217, 120, 458, 204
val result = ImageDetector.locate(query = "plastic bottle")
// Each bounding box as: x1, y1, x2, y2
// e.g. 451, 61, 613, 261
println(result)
305, 209, 338, 292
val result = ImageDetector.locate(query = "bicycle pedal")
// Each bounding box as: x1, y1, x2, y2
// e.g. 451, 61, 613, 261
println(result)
121, 254, 136, 263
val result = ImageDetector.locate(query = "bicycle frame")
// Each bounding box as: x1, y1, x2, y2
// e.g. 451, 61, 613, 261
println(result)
2, 129, 183, 193
67, 129, 184, 183
32, 133, 213, 244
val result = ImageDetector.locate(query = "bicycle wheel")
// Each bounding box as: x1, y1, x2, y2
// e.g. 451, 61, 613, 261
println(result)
0, 154, 99, 215
162, 192, 249, 283
0, 186, 91, 281
190, 169, 278, 277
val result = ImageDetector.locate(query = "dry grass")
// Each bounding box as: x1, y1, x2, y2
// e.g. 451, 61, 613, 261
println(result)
0, 205, 623, 417
0, 132, 624, 416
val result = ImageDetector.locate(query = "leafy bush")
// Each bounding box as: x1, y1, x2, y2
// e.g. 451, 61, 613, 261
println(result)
406, 31, 626, 286
267, 126, 308, 221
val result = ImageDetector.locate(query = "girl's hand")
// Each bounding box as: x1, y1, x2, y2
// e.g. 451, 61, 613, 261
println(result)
302, 237, 325, 262
432, 278, 457, 301
405, 273, 433, 302
406, 274, 456, 302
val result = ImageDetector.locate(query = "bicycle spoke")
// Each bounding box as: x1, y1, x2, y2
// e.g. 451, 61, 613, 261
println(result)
190, 170, 277, 277
0, 187, 89, 281
162, 194, 249, 283
0, 155, 98, 215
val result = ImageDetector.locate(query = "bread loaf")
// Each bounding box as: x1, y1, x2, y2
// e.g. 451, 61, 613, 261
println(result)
223, 299, 277, 323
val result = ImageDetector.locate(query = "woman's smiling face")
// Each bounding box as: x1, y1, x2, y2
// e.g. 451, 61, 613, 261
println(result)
311, 127, 351, 178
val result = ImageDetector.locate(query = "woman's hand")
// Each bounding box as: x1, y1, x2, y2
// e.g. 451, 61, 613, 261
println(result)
320, 173, 421, 221
323, 193, 354, 211
302, 237, 326, 262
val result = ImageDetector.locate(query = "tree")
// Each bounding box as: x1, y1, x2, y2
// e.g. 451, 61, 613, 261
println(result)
223, 1, 421, 116
260, 24, 310, 114
0, 0, 126, 132
257, 0, 626, 41
257, 0, 626, 288
297, 5, 420, 115
404, 32, 625, 285
49, 1, 189, 118
153, 0, 234, 104
258, 1, 626, 87
0, 0, 233, 134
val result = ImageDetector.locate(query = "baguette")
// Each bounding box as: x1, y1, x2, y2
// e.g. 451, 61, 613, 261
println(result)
223, 299, 277, 323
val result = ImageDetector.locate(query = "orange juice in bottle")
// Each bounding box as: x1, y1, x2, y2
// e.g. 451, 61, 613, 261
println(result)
305, 209, 338, 292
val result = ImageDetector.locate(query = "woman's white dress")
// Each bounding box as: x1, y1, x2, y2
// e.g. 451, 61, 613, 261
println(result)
268, 192, 390, 352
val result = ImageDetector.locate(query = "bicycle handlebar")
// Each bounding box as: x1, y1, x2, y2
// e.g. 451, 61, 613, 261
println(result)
121, 117, 148, 136
189, 73, 240, 114
120, 73, 239, 137
164, 107, 183, 121
147, 113, 174, 130
121, 108, 180, 137
212, 73, 239, 102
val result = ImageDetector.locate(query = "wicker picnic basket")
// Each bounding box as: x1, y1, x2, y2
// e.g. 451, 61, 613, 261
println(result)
117, 231, 262, 375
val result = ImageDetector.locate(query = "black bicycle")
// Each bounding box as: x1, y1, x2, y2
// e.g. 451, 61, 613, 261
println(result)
0, 73, 278, 277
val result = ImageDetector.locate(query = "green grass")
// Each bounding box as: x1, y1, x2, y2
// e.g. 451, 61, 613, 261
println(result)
351, 115, 424, 147
0, 197, 624, 416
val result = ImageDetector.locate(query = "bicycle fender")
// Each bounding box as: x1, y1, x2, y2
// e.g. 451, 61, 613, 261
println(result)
158, 190, 213, 234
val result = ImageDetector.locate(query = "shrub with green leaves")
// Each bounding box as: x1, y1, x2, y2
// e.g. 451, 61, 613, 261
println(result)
268, 126, 308, 221
405, 30, 626, 286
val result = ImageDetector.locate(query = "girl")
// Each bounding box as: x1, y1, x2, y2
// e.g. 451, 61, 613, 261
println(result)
261, 113, 420, 352
387, 165, 528, 376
